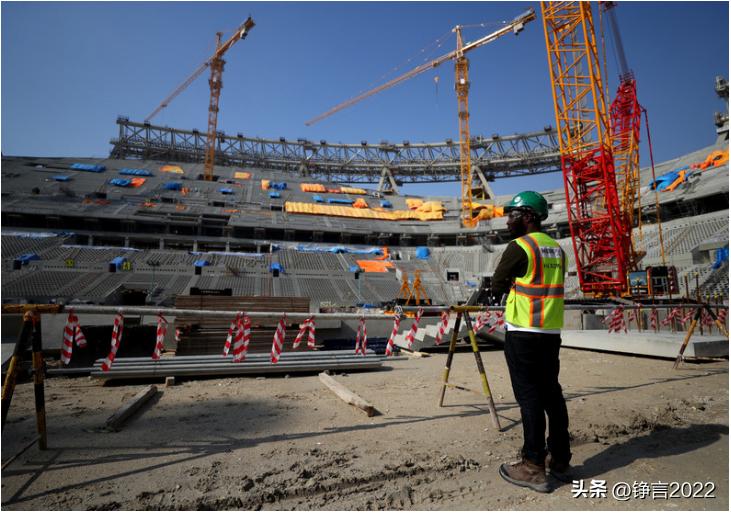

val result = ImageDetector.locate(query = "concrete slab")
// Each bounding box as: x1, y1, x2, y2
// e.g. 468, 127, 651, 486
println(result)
561, 330, 728, 359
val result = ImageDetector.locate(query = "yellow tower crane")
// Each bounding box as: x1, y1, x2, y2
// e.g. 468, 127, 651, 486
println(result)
305, 9, 536, 227
144, 17, 255, 181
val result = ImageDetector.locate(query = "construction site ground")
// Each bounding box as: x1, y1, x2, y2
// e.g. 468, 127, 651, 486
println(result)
1, 346, 728, 510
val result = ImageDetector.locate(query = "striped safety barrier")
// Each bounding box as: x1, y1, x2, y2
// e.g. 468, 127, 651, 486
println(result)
152, 313, 168, 360
486, 312, 505, 334
222, 312, 244, 357
404, 308, 424, 349
61, 309, 87, 365
293, 316, 316, 350
384, 311, 402, 357
434, 310, 449, 345
661, 307, 683, 327
270, 314, 287, 363
101, 312, 124, 372
605, 307, 627, 333
354, 316, 368, 355
232, 314, 251, 363
649, 308, 659, 331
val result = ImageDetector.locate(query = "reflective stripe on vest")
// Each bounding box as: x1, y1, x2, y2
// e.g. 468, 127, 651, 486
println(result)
506, 232, 566, 329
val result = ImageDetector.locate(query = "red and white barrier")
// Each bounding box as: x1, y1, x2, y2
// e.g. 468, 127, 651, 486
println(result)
661, 308, 683, 327
101, 312, 124, 372
681, 309, 694, 326
605, 307, 627, 333
434, 310, 449, 345
232, 315, 251, 363
152, 313, 168, 360
404, 308, 424, 349
293, 316, 316, 350
486, 312, 505, 334
270, 314, 287, 363
222, 312, 244, 357
718, 309, 727, 326
354, 316, 368, 355
649, 308, 659, 331
61, 309, 88, 365
472, 311, 491, 333
384, 311, 402, 357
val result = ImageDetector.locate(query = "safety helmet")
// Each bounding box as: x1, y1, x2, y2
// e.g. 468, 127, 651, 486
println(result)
504, 191, 549, 221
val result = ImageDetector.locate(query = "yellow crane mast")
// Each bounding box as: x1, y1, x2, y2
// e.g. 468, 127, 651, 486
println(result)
305, 9, 536, 227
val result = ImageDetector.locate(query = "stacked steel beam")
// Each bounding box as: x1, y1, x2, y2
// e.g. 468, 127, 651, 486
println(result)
85, 350, 397, 380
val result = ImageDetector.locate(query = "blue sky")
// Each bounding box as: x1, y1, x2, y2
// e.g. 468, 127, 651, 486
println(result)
2, 1, 728, 197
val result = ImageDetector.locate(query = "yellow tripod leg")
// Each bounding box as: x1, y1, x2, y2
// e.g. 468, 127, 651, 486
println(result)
463, 312, 501, 431
438, 312, 461, 407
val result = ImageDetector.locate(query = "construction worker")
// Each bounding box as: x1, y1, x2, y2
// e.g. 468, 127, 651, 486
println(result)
492, 191, 571, 493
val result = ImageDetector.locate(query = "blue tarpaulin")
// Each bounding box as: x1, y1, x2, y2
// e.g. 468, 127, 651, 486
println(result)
109, 256, 126, 270
219, 188, 234, 194
649, 169, 684, 190
269, 191, 281, 198
270, 182, 287, 190
52, 175, 71, 182
380, 200, 392, 208
17, 253, 40, 264
295, 245, 383, 255
327, 198, 354, 205
269, 262, 285, 273
415, 247, 430, 260
713, 246, 729, 270
163, 182, 183, 191
119, 168, 152, 176
109, 178, 131, 187
194, 259, 210, 267
71, 163, 105, 172
312, 195, 324, 203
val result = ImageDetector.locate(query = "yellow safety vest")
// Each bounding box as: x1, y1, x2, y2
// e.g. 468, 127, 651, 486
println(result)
505, 232, 566, 329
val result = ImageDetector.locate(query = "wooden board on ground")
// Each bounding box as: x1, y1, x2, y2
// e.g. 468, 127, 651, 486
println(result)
318, 372, 376, 417
105, 385, 158, 431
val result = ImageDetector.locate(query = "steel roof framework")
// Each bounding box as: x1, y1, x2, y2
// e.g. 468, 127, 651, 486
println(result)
110, 118, 561, 183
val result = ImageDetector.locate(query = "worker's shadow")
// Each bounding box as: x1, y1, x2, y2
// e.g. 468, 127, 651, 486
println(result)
558, 423, 727, 487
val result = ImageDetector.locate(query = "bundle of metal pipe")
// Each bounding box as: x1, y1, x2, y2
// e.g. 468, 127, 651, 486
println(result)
84, 350, 401, 379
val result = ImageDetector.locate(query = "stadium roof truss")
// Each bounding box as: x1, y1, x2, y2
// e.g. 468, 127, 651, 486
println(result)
111, 118, 561, 183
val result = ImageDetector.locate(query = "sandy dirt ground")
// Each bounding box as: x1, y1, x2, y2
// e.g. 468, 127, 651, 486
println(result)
1, 346, 728, 510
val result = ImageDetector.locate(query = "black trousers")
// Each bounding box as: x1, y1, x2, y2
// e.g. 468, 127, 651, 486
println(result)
503, 329, 571, 466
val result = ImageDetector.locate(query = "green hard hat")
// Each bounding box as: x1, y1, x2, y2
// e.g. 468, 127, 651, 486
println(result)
504, 191, 549, 221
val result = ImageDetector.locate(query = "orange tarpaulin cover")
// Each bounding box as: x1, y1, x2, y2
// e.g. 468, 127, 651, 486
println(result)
301, 183, 327, 192
129, 178, 146, 188
472, 203, 504, 220
356, 260, 394, 272
341, 187, 367, 195
261, 179, 270, 190
285, 201, 443, 221
160, 165, 184, 174
353, 198, 368, 208
406, 198, 424, 210
234, 171, 251, 179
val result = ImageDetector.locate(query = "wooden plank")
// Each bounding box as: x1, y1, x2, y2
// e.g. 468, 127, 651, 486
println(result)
398, 348, 431, 358
318, 372, 376, 417
105, 385, 158, 431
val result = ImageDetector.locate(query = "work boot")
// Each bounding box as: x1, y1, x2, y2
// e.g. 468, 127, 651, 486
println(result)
499, 458, 551, 493
545, 454, 572, 483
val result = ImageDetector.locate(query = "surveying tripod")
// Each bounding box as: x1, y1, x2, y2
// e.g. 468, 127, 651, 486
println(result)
2, 305, 56, 452
437, 306, 501, 430
673, 303, 729, 369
